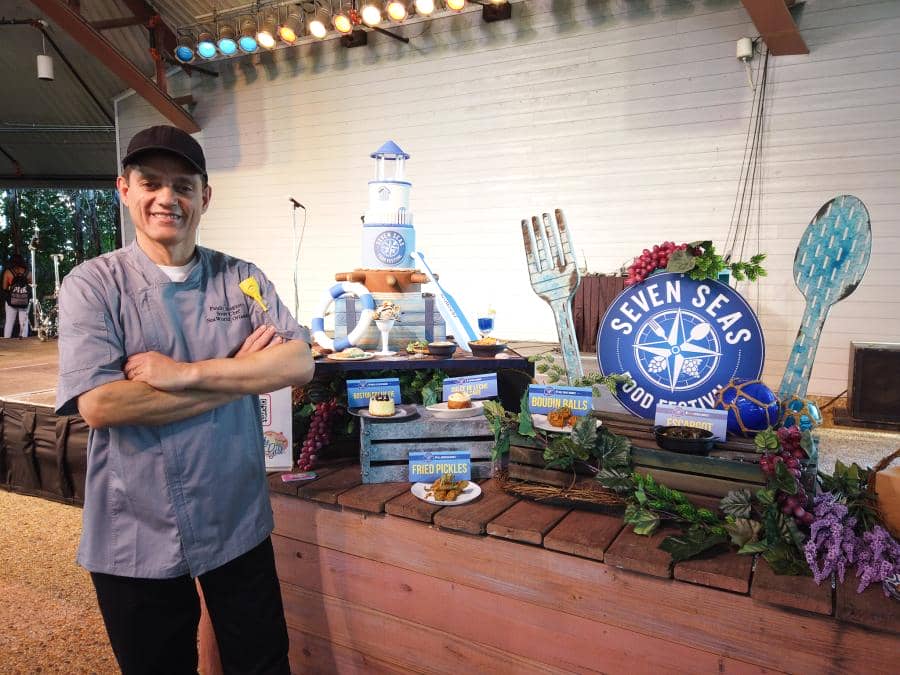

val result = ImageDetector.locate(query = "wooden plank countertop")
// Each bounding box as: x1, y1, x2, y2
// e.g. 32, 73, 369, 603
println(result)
311, 348, 532, 374
268, 467, 900, 674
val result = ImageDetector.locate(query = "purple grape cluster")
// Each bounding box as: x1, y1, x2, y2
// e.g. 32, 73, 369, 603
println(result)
625, 242, 692, 286
776, 426, 807, 459
298, 400, 340, 472
760, 442, 812, 526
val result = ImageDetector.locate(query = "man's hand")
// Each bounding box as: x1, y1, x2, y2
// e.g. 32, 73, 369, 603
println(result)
126, 326, 283, 391
125, 351, 191, 391
234, 325, 282, 357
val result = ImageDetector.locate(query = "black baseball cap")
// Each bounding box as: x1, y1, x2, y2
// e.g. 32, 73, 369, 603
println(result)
122, 125, 207, 178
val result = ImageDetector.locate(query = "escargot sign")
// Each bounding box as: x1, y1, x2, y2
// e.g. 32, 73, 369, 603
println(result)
597, 273, 765, 418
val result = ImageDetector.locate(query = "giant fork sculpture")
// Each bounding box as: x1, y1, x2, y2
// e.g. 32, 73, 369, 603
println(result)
521, 209, 583, 382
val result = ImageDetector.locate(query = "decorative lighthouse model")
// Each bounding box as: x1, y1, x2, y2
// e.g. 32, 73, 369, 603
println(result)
363, 141, 415, 269
330, 141, 447, 349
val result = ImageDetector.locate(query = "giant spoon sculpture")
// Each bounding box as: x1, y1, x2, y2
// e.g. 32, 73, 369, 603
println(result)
779, 195, 872, 400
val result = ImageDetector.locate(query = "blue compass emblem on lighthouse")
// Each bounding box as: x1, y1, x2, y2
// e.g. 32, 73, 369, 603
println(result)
374, 230, 406, 266
598, 273, 765, 418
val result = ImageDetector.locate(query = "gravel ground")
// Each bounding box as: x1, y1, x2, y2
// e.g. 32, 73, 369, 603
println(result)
0, 490, 116, 674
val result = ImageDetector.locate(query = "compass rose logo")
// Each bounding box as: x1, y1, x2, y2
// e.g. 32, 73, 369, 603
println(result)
634, 309, 721, 392
374, 231, 406, 266
596, 272, 765, 418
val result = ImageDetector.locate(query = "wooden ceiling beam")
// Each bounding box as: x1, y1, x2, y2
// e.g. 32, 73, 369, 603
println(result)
91, 16, 148, 31
740, 0, 809, 55
29, 0, 200, 133
119, 0, 176, 54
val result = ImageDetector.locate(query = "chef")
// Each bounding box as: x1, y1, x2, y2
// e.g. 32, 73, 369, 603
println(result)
56, 125, 313, 675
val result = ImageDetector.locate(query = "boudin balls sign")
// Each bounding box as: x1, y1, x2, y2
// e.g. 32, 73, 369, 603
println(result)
597, 273, 765, 418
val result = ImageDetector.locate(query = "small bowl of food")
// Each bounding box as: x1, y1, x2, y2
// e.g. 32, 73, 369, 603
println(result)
427, 341, 457, 357
654, 425, 716, 455
468, 337, 507, 357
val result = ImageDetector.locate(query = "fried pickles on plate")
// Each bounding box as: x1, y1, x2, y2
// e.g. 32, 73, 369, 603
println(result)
425, 473, 470, 502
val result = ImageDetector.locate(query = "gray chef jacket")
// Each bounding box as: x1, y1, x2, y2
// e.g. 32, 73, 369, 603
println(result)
55, 240, 310, 578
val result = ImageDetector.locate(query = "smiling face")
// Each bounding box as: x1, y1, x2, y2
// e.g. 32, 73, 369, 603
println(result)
117, 152, 211, 265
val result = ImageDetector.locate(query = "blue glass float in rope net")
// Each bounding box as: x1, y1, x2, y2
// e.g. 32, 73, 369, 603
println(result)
780, 395, 823, 431
715, 378, 780, 437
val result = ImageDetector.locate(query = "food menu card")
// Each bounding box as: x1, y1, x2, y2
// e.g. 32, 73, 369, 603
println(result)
261, 387, 293, 471
527, 384, 593, 416
442, 373, 498, 401
346, 378, 402, 409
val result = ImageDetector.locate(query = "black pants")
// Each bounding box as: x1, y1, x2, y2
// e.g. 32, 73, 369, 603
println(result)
91, 537, 290, 675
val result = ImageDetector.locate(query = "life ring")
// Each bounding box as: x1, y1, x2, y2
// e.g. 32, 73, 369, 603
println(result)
311, 282, 375, 351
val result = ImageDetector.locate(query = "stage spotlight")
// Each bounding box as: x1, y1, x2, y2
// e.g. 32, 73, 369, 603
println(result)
309, 8, 330, 39
446, 0, 465, 10
197, 30, 217, 59
174, 34, 195, 63
279, 12, 303, 44
386, 0, 408, 21
217, 24, 238, 55
257, 16, 278, 48
361, 1, 382, 27
414, 0, 435, 15
482, 0, 511, 22
333, 8, 353, 34
239, 18, 259, 52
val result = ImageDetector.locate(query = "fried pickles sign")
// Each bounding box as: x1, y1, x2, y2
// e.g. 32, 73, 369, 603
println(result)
597, 273, 764, 418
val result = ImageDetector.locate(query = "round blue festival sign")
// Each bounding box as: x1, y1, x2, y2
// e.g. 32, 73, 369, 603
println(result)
374, 231, 406, 266
597, 273, 765, 418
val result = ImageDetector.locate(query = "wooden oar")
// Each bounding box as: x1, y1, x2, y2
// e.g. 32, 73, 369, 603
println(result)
779, 195, 872, 399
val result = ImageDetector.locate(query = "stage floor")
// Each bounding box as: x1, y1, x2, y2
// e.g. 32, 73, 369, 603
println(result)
0, 337, 59, 407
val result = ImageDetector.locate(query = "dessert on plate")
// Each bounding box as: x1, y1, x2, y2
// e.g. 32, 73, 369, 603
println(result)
447, 392, 472, 410
368, 392, 396, 417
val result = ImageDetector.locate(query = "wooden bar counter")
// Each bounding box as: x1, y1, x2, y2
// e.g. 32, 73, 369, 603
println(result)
268, 470, 899, 674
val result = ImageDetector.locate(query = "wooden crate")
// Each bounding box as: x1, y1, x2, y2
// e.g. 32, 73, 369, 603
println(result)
360, 406, 493, 483
601, 410, 817, 498
335, 293, 446, 350
507, 412, 816, 500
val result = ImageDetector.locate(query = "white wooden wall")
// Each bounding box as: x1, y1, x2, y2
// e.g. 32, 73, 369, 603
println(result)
115, 0, 900, 397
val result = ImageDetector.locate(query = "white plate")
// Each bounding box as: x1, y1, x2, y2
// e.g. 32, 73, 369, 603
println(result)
410, 481, 482, 506
532, 413, 602, 433
326, 351, 376, 361
425, 400, 485, 419
349, 405, 416, 420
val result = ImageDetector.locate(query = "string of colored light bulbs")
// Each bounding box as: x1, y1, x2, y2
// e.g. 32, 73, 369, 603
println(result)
174, 0, 508, 63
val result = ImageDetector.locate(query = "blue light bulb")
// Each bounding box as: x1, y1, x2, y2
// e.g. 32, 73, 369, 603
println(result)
174, 45, 194, 63
197, 41, 217, 59
238, 36, 258, 53
218, 38, 238, 55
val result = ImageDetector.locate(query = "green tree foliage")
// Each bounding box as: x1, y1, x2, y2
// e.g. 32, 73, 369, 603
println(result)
1, 188, 120, 298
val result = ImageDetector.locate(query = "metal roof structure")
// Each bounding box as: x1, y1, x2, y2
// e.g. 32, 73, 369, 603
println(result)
0, 0, 213, 187
0, 0, 805, 188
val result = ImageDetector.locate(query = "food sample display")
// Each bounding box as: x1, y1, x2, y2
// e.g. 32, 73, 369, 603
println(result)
406, 340, 429, 354
373, 300, 402, 321
426, 473, 470, 502
327, 347, 373, 360
547, 406, 577, 428
447, 392, 473, 410
368, 392, 397, 417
